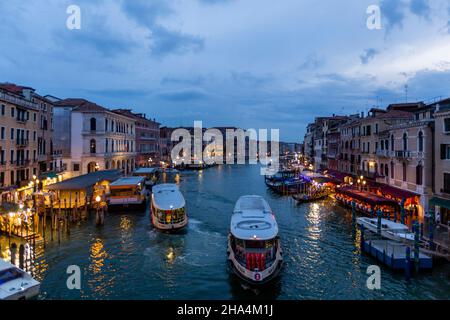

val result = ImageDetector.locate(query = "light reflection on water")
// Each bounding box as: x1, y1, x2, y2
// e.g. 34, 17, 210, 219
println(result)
2, 165, 448, 300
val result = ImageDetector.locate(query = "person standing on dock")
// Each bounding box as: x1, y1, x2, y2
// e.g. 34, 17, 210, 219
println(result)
435, 211, 441, 227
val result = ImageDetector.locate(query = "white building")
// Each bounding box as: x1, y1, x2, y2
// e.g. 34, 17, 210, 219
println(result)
53, 99, 136, 177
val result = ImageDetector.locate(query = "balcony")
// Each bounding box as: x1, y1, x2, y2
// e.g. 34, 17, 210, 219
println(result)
376, 149, 390, 158
11, 159, 31, 168
16, 117, 28, 124
395, 150, 412, 159
16, 139, 29, 147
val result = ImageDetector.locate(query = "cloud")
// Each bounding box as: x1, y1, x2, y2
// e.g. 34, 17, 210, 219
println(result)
298, 54, 323, 71
381, 0, 407, 30
150, 26, 204, 57
360, 49, 379, 65
409, 0, 430, 19
157, 89, 208, 101
121, 0, 204, 57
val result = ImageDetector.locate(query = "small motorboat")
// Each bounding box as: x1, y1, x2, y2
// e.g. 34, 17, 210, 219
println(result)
0, 259, 40, 300
356, 217, 415, 242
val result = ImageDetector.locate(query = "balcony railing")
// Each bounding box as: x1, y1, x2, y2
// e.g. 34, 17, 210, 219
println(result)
376, 149, 390, 157
16, 139, 29, 147
395, 150, 412, 159
0, 91, 39, 110
11, 160, 31, 167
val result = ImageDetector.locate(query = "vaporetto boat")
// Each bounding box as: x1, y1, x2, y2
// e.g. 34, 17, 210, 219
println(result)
151, 184, 188, 231
108, 177, 148, 212
227, 195, 283, 285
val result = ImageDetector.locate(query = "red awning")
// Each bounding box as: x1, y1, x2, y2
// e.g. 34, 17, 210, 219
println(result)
336, 187, 398, 207
371, 183, 419, 200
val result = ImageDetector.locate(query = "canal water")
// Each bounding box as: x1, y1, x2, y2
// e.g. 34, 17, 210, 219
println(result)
4, 165, 450, 300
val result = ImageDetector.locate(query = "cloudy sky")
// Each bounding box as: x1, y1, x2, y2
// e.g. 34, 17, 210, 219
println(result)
1, 0, 450, 141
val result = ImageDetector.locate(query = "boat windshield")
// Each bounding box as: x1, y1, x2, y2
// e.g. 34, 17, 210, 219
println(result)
111, 186, 141, 197
0, 268, 24, 285
155, 208, 186, 224
231, 237, 278, 270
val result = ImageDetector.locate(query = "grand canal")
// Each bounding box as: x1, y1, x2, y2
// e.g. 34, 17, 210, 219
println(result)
3, 165, 449, 300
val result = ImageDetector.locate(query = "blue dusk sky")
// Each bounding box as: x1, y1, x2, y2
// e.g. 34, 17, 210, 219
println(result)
1, 0, 450, 141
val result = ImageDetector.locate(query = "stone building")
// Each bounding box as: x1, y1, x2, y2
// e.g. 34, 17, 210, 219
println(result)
53, 99, 136, 177
113, 109, 161, 167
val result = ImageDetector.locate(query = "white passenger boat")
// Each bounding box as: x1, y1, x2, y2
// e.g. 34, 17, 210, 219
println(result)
151, 184, 188, 231
0, 259, 40, 300
108, 177, 148, 212
357, 217, 415, 242
227, 195, 283, 285
133, 168, 158, 189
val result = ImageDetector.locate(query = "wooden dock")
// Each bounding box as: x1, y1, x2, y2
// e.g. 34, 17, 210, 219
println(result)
361, 239, 433, 270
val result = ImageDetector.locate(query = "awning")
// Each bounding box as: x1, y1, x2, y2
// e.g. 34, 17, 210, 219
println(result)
336, 187, 398, 207
430, 197, 450, 210
47, 170, 122, 191
371, 183, 419, 200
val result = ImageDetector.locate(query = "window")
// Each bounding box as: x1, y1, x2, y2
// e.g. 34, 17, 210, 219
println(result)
418, 131, 424, 152
11, 107, 14, 118
444, 173, 450, 193
416, 164, 423, 185
90, 139, 96, 154
391, 162, 394, 179
105, 119, 108, 132
445, 118, 450, 132
0, 127, 4, 140
402, 133, 408, 151
90, 118, 97, 131
402, 163, 407, 182
73, 163, 80, 172
441, 144, 450, 160
391, 135, 394, 151
10, 128, 14, 140
385, 165, 389, 177
1, 104, 4, 115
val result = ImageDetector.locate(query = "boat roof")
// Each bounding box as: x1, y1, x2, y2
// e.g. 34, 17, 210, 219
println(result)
152, 184, 185, 210
359, 217, 409, 230
134, 168, 157, 175
231, 195, 278, 241
110, 176, 145, 188
0, 258, 12, 271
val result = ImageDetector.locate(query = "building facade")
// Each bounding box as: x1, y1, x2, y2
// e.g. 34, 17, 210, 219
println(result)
53, 99, 137, 177
0, 83, 56, 202
114, 110, 161, 167
431, 99, 450, 225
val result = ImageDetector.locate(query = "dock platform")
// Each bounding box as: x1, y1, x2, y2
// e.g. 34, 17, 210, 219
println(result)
361, 239, 433, 270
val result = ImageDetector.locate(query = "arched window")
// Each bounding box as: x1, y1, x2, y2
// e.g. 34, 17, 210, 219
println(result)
418, 131, 424, 152
416, 163, 423, 185
403, 133, 408, 151
90, 118, 97, 131
90, 139, 96, 154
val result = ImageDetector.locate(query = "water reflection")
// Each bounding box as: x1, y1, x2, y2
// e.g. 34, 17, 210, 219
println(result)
5, 164, 448, 300
89, 238, 107, 275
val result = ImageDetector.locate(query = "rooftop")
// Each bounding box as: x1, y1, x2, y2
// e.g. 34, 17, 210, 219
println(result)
46, 170, 122, 191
